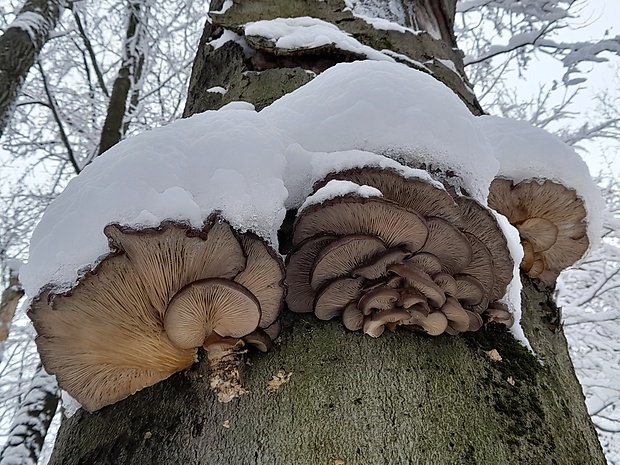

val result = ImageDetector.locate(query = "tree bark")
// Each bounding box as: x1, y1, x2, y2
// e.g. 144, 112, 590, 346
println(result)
0, 0, 62, 139
0, 275, 23, 350
48, 0, 605, 463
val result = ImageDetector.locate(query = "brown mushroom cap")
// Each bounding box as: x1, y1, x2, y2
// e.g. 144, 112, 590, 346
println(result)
488, 178, 589, 283
342, 302, 365, 331
351, 248, 410, 280
419, 217, 472, 274
440, 296, 470, 332
363, 308, 411, 338
293, 195, 429, 253
164, 278, 261, 350
455, 196, 513, 300
234, 234, 285, 328
314, 167, 461, 222
357, 287, 400, 315
314, 277, 365, 320
387, 263, 446, 308
285, 235, 336, 313
404, 252, 443, 275
310, 235, 386, 290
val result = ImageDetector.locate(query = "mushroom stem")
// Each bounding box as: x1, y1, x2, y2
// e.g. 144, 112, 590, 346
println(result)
206, 346, 249, 403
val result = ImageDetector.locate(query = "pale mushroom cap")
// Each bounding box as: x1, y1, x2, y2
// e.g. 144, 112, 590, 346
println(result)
104, 219, 246, 318
164, 278, 261, 350
29, 254, 196, 412
488, 178, 589, 282
420, 217, 473, 274
293, 195, 429, 253
234, 234, 285, 328
314, 277, 365, 320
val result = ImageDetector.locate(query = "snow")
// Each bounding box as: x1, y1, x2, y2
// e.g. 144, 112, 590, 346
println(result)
479, 115, 604, 249
209, 30, 253, 59
298, 180, 382, 213
243, 17, 393, 62
20, 111, 288, 296
207, 86, 227, 94
263, 61, 499, 203
9, 11, 49, 44
20, 59, 601, 355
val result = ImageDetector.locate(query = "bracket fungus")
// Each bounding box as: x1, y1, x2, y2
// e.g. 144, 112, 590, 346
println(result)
488, 178, 589, 284
28, 215, 285, 411
285, 168, 514, 339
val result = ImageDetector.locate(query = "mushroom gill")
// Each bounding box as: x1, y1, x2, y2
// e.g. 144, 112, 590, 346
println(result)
28, 215, 285, 411
286, 168, 514, 339
488, 178, 589, 283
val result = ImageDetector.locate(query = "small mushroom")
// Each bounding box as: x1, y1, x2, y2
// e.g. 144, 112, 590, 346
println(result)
352, 248, 410, 279
363, 308, 410, 338
404, 252, 443, 275
342, 302, 365, 331
164, 278, 261, 350
357, 287, 400, 315
484, 302, 515, 328
440, 297, 470, 333
387, 263, 446, 308
454, 274, 486, 308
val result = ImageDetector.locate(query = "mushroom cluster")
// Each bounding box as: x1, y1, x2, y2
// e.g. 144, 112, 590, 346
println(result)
29, 215, 284, 411
488, 178, 589, 284
286, 168, 514, 338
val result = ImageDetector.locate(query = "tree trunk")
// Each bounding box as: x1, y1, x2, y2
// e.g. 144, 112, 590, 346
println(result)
0, 364, 59, 465
0, 0, 63, 139
98, 0, 147, 155
0, 275, 23, 352
47, 1, 605, 463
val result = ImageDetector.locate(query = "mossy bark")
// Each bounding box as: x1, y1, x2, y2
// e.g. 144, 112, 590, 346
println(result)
48, 1, 605, 463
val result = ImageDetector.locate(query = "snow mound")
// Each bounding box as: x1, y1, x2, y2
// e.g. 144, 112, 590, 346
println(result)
20, 111, 288, 296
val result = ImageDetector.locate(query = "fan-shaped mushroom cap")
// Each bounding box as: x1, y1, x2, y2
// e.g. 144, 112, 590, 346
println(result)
104, 220, 246, 316
405, 252, 443, 275
352, 248, 410, 280
164, 278, 261, 350
488, 178, 589, 283
293, 195, 429, 253
419, 217, 472, 274
285, 235, 336, 313
455, 197, 513, 300
440, 297, 470, 333
314, 277, 365, 320
29, 253, 196, 412
342, 302, 365, 331
310, 235, 386, 290
314, 168, 461, 222
234, 234, 285, 328
404, 311, 449, 336
357, 287, 400, 315
29, 217, 283, 412
484, 302, 515, 328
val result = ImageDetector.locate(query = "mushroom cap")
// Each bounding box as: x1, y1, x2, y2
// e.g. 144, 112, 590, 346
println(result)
164, 278, 261, 350
104, 219, 246, 317
314, 167, 461, 222
310, 235, 386, 290
234, 233, 285, 328
342, 302, 365, 331
28, 217, 282, 412
357, 287, 400, 315
285, 235, 336, 313
29, 255, 196, 412
488, 178, 589, 283
363, 308, 411, 338
314, 277, 365, 320
351, 248, 410, 280
387, 263, 446, 308
293, 195, 429, 253
419, 217, 472, 274
455, 196, 513, 300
